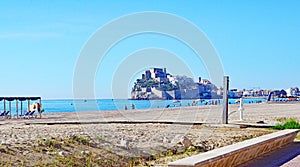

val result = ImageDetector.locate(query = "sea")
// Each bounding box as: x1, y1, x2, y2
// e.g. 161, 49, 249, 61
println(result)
0, 98, 267, 114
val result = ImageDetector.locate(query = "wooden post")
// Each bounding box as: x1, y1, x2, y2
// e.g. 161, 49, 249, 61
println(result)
20, 101, 23, 115
9, 101, 12, 119
16, 99, 19, 119
39, 98, 42, 118
222, 76, 229, 124
27, 99, 30, 119
3, 99, 6, 119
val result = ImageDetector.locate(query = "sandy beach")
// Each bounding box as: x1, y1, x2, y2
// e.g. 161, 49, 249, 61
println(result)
0, 102, 299, 166
4, 102, 299, 125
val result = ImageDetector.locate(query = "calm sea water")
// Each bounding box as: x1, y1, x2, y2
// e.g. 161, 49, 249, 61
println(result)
0, 98, 266, 114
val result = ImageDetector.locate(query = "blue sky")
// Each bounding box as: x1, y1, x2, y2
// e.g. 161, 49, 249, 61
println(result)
1, 1, 300, 99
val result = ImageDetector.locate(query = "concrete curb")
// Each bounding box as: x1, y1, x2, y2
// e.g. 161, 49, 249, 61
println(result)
23, 121, 249, 128
168, 129, 299, 167
23, 120, 204, 125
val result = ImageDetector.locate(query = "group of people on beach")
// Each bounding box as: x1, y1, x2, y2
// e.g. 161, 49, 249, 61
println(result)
124, 104, 135, 110
30, 102, 42, 115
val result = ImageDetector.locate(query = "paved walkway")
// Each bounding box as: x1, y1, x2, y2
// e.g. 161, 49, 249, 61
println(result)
239, 141, 300, 167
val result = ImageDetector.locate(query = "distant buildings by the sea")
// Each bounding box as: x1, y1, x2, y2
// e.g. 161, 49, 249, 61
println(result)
131, 67, 300, 100
229, 87, 300, 98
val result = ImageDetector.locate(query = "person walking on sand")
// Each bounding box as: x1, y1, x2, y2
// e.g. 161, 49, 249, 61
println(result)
29, 102, 42, 118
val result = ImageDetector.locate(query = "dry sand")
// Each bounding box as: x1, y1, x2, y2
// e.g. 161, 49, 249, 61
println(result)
0, 102, 299, 166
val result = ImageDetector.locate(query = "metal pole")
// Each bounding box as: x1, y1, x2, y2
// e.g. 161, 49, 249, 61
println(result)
238, 97, 244, 121
222, 76, 229, 124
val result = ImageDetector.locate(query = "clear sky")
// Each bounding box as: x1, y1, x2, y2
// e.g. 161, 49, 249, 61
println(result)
1, 0, 300, 99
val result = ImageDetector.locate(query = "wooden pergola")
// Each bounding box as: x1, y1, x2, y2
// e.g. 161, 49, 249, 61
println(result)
0, 97, 42, 119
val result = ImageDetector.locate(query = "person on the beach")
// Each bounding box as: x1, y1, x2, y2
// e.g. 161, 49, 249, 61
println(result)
37, 102, 42, 113
131, 104, 135, 110
29, 102, 42, 117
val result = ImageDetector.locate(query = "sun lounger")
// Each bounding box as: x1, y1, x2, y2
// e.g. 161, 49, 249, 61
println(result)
0, 111, 10, 118
19, 111, 30, 117
29, 110, 35, 116
19, 111, 36, 118
0, 111, 10, 116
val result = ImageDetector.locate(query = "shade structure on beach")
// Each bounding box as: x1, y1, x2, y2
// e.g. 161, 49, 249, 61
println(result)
1, 97, 42, 119
0, 97, 41, 101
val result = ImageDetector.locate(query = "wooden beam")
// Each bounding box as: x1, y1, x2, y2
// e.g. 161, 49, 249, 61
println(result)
9, 101, 12, 119
27, 99, 30, 119
39, 98, 42, 118
16, 99, 19, 119
3, 99, 6, 119
20, 101, 23, 115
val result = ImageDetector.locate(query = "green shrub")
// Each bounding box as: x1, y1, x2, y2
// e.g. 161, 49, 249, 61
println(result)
270, 118, 300, 130
67, 135, 90, 145
283, 119, 300, 129
276, 117, 289, 123
44, 139, 61, 149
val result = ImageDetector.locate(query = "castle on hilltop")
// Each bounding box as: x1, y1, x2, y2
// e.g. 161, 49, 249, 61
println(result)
131, 67, 221, 100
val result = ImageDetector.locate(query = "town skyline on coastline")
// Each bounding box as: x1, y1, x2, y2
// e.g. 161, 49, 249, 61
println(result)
1, 1, 300, 99
130, 67, 300, 100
